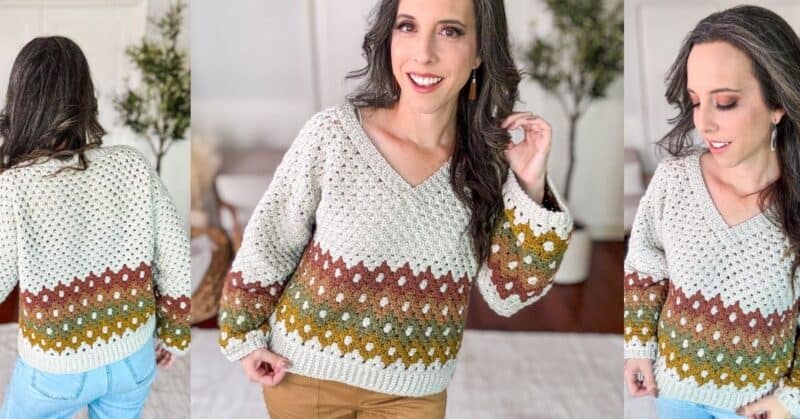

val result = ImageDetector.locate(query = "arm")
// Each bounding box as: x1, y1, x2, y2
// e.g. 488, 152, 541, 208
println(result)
623, 164, 669, 360
218, 115, 324, 361
0, 177, 18, 303
475, 171, 573, 317
148, 166, 192, 355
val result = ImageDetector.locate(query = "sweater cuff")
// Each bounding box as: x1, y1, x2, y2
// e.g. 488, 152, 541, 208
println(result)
503, 171, 573, 236
220, 329, 270, 362
624, 340, 658, 360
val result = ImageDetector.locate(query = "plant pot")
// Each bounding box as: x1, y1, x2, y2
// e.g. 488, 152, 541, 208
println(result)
554, 226, 592, 284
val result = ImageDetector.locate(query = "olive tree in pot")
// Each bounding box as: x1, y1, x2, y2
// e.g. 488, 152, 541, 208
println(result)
115, 1, 190, 175
525, 0, 623, 283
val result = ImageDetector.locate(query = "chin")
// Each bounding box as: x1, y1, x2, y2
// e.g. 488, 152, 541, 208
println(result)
399, 92, 457, 115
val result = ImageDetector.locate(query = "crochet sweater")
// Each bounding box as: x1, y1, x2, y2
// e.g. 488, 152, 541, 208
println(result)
0, 146, 191, 373
218, 104, 573, 397
623, 150, 800, 413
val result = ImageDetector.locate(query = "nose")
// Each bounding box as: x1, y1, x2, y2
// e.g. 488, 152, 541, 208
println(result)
413, 32, 435, 65
694, 103, 717, 134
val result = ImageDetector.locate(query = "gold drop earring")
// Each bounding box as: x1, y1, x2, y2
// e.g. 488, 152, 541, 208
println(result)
468, 68, 477, 101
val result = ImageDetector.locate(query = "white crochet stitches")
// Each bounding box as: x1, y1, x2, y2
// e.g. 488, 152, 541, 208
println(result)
218, 104, 573, 397
623, 150, 799, 414
0, 145, 191, 373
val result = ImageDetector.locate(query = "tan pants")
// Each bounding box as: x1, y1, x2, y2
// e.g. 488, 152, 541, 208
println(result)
262, 372, 447, 419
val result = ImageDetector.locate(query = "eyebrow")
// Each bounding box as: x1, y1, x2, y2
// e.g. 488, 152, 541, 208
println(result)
396, 13, 467, 27
687, 88, 742, 94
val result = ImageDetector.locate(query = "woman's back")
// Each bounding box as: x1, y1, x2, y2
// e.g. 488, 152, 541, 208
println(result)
0, 145, 190, 373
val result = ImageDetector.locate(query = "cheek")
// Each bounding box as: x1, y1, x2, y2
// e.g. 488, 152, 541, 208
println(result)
724, 107, 762, 140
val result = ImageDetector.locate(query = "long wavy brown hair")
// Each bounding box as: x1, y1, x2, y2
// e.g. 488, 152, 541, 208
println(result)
347, 0, 520, 263
660, 5, 800, 276
0, 36, 105, 173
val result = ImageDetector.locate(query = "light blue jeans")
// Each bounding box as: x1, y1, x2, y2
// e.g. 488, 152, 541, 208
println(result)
0, 339, 157, 419
655, 397, 744, 419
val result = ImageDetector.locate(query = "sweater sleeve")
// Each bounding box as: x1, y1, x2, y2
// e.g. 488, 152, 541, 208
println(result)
774, 302, 800, 416
218, 115, 324, 361
148, 164, 192, 356
475, 171, 573, 317
0, 177, 18, 303
623, 163, 670, 360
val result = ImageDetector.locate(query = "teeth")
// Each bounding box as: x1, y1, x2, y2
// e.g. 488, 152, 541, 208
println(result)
710, 141, 730, 149
409, 74, 442, 87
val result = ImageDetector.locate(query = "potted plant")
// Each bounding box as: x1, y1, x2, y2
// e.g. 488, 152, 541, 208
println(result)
525, 0, 623, 283
115, 0, 190, 175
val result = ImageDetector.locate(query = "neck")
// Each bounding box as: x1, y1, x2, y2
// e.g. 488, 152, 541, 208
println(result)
708, 146, 781, 196
385, 95, 458, 151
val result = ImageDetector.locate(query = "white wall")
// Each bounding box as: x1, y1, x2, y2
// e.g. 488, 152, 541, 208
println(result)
624, 0, 800, 172
0, 0, 190, 225
191, 0, 624, 239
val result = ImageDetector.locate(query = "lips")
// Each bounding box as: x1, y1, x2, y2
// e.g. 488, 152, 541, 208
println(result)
407, 72, 443, 89
706, 139, 731, 153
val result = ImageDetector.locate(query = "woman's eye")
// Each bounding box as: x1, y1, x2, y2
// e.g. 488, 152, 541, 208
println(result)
441, 27, 464, 37
690, 102, 700, 108
716, 101, 737, 110
396, 22, 415, 32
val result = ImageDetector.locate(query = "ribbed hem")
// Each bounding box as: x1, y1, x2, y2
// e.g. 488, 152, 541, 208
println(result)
268, 321, 457, 397
18, 315, 156, 374
655, 361, 770, 411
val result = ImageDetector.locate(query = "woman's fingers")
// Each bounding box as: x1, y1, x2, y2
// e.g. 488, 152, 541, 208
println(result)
241, 348, 292, 387
641, 365, 658, 396
500, 112, 537, 129
624, 368, 643, 396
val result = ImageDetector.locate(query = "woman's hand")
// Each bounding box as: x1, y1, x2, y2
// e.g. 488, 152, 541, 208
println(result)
738, 395, 790, 419
240, 347, 292, 387
501, 112, 552, 204
624, 358, 657, 397
155, 344, 175, 368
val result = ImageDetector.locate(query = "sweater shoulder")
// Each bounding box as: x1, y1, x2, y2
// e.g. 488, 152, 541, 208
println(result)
648, 149, 702, 191
289, 104, 356, 162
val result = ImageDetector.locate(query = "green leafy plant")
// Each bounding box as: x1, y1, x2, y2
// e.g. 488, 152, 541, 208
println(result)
116, 1, 190, 174
525, 0, 623, 200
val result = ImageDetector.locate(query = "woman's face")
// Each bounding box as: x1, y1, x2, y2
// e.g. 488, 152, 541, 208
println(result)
390, 0, 481, 114
686, 41, 784, 168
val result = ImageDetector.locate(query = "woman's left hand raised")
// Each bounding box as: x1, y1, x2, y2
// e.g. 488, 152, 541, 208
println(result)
501, 112, 552, 204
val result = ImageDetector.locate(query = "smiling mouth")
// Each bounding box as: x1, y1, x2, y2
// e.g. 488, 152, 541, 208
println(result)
708, 141, 731, 150
408, 73, 443, 88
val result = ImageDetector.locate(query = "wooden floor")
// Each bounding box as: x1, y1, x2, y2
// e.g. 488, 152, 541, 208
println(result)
0, 241, 625, 332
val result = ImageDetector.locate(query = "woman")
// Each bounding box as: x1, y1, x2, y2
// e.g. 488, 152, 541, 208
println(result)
217, 0, 573, 417
0, 37, 191, 418
623, 5, 800, 419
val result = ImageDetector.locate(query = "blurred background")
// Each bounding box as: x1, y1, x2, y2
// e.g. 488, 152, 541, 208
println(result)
622, 1, 800, 418
0, 1, 190, 418
189, 1, 623, 418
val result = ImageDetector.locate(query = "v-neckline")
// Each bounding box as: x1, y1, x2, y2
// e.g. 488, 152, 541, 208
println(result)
687, 151, 774, 241
340, 104, 452, 194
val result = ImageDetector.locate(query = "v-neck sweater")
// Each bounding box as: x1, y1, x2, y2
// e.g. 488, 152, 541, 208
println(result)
0, 146, 191, 373
623, 150, 800, 413
218, 104, 574, 396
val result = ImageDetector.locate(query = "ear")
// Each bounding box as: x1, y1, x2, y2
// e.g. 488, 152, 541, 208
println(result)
773, 108, 786, 125
474, 56, 482, 69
